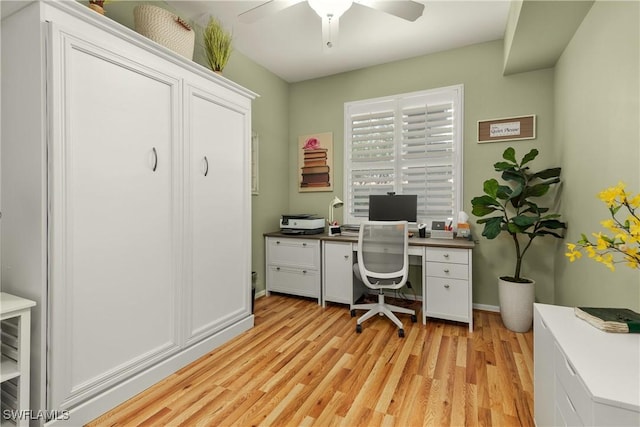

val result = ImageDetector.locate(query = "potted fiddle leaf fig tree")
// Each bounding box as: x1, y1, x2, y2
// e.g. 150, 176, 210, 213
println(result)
471, 147, 566, 332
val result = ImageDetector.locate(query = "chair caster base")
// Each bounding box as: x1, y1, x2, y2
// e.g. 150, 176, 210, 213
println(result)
398, 328, 405, 338
350, 309, 356, 318
411, 314, 417, 323
356, 324, 362, 333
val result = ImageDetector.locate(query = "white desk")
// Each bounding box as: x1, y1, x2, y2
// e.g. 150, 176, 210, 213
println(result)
264, 232, 475, 331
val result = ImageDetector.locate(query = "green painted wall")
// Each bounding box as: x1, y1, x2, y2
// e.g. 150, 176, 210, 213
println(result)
554, 1, 640, 310
288, 40, 556, 307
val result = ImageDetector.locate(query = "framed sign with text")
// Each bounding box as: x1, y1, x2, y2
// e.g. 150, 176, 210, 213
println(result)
478, 115, 536, 143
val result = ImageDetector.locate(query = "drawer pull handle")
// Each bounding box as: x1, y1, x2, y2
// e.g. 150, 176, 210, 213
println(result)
565, 358, 577, 376
302, 270, 307, 274
276, 267, 280, 271
151, 147, 158, 171
344, 255, 349, 260
276, 241, 281, 245
444, 284, 450, 289
302, 243, 307, 247
443, 269, 450, 273
443, 254, 449, 258
566, 395, 577, 413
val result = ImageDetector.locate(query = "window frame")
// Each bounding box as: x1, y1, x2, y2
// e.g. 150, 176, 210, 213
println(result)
343, 84, 464, 227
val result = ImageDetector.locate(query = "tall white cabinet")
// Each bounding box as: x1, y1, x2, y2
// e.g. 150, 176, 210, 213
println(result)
1, 1, 255, 425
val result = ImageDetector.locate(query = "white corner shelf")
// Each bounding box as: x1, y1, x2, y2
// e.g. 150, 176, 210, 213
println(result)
1, 293, 36, 427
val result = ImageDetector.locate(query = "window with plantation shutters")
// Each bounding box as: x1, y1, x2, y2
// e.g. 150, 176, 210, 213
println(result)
344, 85, 463, 226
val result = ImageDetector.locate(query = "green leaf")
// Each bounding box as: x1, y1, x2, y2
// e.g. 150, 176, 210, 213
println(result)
502, 170, 525, 185
520, 149, 539, 166
602, 235, 615, 244
494, 161, 514, 171
539, 219, 566, 229
502, 147, 516, 163
483, 179, 499, 198
472, 205, 498, 217
524, 183, 550, 198
512, 215, 538, 227
507, 222, 525, 234
480, 216, 504, 239
529, 230, 564, 239
533, 167, 561, 180
495, 185, 513, 200
471, 194, 500, 207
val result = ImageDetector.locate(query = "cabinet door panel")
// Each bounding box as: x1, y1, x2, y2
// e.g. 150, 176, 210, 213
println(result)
323, 242, 354, 305
48, 32, 180, 408
187, 86, 250, 342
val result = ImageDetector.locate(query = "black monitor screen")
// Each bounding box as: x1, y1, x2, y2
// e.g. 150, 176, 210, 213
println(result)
368, 194, 417, 222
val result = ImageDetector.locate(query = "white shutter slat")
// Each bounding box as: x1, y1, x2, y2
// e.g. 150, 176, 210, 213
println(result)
346, 86, 462, 223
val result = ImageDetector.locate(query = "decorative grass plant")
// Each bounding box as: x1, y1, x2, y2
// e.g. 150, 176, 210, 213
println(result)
203, 17, 232, 73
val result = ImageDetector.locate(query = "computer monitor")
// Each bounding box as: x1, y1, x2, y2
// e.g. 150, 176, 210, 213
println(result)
368, 194, 417, 222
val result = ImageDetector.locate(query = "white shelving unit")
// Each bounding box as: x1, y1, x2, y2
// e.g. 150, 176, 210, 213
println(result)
1, 293, 36, 427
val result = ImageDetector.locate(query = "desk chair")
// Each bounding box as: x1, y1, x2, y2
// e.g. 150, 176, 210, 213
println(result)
351, 221, 417, 337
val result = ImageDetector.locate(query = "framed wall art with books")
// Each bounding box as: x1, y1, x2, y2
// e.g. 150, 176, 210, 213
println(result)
298, 132, 333, 192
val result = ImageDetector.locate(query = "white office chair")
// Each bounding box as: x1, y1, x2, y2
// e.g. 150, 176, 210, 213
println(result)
350, 221, 417, 337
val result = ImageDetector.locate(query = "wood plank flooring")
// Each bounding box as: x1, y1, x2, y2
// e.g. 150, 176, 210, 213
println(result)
87, 294, 534, 427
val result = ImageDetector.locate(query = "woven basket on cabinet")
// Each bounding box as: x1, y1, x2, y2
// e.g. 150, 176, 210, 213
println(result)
133, 5, 195, 60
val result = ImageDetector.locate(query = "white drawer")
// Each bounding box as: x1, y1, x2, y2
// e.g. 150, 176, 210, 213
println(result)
266, 265, 320, 298
266, 237, 320, 269
425, 247, 468, 264
555, 376, 585, 426
425, 276, 469, 321
426, 261, 468, 280
554, 341, 592, 424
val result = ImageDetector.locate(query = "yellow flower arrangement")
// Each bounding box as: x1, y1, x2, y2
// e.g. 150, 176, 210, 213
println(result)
566, 182, 640, 271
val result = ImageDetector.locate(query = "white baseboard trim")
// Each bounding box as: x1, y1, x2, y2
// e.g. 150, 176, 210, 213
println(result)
47, 316, 254, 427
473, 303, 500, 312
257, 290, 500, 313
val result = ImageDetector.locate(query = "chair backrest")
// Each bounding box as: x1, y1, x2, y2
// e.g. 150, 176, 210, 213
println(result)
357, 220, 409, 290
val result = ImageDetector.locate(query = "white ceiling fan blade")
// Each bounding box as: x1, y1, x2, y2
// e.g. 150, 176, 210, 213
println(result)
356, 1, 425, 22
321, 15, 340, 53
238, 0, 305, 23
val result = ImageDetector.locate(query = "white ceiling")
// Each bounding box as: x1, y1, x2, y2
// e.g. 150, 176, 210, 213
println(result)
167, 0, 512, 83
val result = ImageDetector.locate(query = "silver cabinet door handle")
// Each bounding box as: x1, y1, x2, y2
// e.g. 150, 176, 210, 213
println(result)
152, 147, 158, 172
203, 156, 209, 177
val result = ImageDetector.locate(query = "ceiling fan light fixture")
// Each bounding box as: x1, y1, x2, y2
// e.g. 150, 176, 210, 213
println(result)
308, 0, 353, 19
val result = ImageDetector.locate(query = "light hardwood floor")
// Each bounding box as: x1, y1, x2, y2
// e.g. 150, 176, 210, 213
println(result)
87, 294, 534, 427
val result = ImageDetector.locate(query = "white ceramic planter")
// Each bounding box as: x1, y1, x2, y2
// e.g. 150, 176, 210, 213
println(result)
498, 277, 535, 332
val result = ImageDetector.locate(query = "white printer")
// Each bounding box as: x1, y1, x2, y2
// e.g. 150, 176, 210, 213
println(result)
279, 214, 325, 235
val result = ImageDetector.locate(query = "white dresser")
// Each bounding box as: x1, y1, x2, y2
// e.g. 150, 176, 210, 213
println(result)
534, 303, 640, 426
